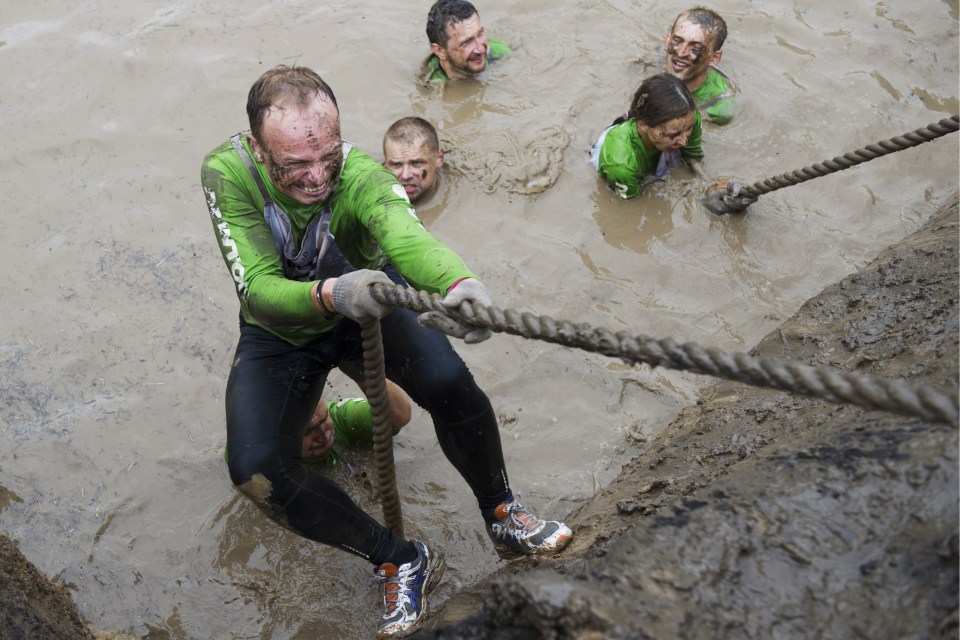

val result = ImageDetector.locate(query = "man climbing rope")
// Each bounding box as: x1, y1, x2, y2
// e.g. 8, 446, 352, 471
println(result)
200, 64, 572, 639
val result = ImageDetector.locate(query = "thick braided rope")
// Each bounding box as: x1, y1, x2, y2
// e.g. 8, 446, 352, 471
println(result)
739, 115, 959, 199
372, 284, 958, 427
359, 318, 404, 536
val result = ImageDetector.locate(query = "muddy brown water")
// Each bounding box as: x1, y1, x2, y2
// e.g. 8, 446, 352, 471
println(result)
0, 1, 957, 638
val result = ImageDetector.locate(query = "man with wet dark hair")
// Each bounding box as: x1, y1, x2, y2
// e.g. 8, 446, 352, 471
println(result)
425, 0, 511, 81
201, 64, 572, 638
383, 117, 445, 203
665, 6, 736, 125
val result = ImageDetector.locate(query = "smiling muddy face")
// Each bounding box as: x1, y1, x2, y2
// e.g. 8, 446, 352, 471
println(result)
665, 16, 722, 90
433, 12, 490, 79
249, 93, 343, 206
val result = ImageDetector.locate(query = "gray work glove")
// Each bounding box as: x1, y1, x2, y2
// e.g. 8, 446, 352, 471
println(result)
722, 181, 758, 209
331, 269, 394, 321
701, 180, 759, 215
417, 278, 493, 344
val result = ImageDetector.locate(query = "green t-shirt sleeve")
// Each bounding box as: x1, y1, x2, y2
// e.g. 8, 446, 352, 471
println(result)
329, 398, 375, 447
693, 69, 736, 126
330, 150, 477, 295
681, 110, 704, 161
487, 38, 511, 61
705, 99, 736, 126
425, 55, 448, 82
599, 160, 642, 200
596, 122, 654, 200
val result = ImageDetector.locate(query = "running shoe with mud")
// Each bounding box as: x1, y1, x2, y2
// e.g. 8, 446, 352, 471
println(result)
374, 540, 446, 638
487, 497, 573, 556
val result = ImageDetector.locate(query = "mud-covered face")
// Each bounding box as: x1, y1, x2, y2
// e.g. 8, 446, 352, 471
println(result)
249, 94, 343, 206
383, 138, 444, 203
665, 18, 720, 89
302, 404, 334, 461
431, 12, 489, 79
638, 112, 696, 152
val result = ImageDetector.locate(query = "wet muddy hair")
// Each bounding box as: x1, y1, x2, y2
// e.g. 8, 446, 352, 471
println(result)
246, 65, 339, 141
427, 0, 479, 48
614, 74, 696, 128
673, 6, 727, 52
384, 117, 441, 154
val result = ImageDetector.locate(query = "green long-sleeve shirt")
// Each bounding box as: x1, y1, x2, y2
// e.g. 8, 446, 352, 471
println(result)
201, 136, 477, 344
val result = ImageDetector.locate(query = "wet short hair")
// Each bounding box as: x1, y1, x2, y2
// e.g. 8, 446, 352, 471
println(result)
427, 0, 480, 48
625, 74, 697, 128
672, 6, 727, 52
383, 117, 440, 154
246, 65, 339, 141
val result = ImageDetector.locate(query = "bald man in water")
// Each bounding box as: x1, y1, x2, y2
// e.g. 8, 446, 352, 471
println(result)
383, 117, 445, 204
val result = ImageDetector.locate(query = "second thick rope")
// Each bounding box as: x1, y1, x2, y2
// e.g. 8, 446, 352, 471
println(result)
370, 284, 958, 427
703, 115, 959, 214
360, 317, 404, 537
741, 115, 960, 199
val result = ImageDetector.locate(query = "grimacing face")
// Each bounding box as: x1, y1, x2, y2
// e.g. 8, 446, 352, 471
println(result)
302, 403, 335, 461
248, 93, 343, 206
431, 12, 489, 79
383, 137, 444, 203
665, 17, 721, 89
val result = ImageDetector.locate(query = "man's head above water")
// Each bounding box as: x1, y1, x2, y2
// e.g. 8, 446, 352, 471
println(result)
245, 65, 344, 206
383, 117, 444, 204
426, 0, 490, 80
665, 7, 727, 92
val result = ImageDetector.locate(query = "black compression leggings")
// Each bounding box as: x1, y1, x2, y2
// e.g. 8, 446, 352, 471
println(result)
224, 307, 510, 566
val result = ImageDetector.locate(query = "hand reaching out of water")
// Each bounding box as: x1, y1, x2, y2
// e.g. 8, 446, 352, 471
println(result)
716, 180, 757, 207
702, 179, 759, 214
686, 158, 710, 181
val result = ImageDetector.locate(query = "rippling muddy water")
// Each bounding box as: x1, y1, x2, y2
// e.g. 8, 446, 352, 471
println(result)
0, 1, 957, 638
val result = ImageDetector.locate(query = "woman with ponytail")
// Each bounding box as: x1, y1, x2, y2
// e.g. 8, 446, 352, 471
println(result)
590, 73, 704, 199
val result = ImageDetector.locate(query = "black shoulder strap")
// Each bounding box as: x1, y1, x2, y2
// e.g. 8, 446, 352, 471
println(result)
230, 133, 274, 206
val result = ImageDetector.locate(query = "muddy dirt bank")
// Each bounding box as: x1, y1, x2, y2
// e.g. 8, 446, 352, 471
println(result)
1, 198, 957, 639
421, 197, 959, 639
